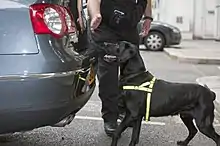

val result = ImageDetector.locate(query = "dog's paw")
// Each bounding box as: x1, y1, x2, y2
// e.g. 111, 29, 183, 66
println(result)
177, 141, 188, 146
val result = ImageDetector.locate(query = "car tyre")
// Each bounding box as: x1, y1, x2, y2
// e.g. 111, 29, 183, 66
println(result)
143, 31, 165, 51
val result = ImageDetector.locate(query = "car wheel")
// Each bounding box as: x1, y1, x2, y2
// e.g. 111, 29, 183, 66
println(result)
143, 31, 165, 51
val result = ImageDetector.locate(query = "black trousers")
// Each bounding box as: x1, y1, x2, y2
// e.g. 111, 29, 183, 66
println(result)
91, 23, 143, 123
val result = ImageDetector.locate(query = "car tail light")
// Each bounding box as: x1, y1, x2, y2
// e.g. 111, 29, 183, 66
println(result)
29, 4, 76, 38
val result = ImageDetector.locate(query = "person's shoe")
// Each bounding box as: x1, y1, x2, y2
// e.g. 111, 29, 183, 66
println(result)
104, 122, 117, 137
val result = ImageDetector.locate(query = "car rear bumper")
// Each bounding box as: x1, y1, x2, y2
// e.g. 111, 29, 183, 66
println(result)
0, 68, 95, 134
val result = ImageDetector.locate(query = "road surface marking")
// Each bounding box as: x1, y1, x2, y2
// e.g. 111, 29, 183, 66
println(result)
75, 115, 220, 127
75, 116, 166, 126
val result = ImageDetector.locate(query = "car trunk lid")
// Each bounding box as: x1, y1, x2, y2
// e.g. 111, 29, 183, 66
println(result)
0, 0, 39, 55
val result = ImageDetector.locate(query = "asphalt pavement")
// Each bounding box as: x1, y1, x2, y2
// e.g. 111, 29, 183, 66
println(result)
1, 47, 220, 146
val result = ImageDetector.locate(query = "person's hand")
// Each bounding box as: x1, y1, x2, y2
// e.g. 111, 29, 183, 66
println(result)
90, 13, 102, 33
77, 16, 85, 33
139, 18, 152, 37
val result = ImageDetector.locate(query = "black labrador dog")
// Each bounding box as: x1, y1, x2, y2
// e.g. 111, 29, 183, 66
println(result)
101, 41, 220, 146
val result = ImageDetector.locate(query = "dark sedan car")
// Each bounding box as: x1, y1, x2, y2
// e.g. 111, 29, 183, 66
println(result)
0, 0, 95, 134
138, 20, 182, 51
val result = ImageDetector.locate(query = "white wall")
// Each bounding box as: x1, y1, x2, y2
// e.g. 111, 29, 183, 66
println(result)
193, 0, 203, 38
215, 0, 220, 40
153, 0, 194, 39
154, 0, 193, 32
194, 0, 216, 39
154, 0, 219, 40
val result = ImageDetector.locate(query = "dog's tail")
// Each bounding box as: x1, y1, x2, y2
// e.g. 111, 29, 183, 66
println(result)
204, 84, 216, 101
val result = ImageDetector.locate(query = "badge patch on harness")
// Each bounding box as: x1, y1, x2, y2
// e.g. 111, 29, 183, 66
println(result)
87, 64, 95, 85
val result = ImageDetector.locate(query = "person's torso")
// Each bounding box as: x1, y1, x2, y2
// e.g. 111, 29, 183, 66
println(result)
91, 22, 139, 45
100, 0, 147, 30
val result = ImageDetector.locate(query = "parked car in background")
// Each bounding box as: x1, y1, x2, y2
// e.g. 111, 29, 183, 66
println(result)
138, 20, 182, 51
0, 0, 95, 135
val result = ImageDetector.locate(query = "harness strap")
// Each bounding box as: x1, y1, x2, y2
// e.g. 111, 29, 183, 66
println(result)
145, 92, 151, 121
123, 86, 153, 92
122, 77, 156, 121
79, 76, 86, 81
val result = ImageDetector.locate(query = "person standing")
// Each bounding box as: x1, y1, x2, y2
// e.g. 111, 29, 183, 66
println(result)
69, 0, 85, 32
87, 0, 153, 137
69, 0, 88, 53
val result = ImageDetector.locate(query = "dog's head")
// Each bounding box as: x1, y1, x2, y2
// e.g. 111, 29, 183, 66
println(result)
116, 41, 138, 63
120, 51, 146, 77
97, 41, 138, 63
95, 40, 146, 77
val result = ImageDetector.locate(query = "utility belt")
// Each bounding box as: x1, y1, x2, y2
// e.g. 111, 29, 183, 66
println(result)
123, 77, 156, 121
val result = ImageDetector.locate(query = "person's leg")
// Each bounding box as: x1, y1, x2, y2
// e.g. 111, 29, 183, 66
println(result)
68, 0, 79, 29
97, 57, 119, 136
89, 23, 120, 136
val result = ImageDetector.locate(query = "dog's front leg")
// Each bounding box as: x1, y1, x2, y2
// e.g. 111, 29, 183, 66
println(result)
111, 114, 131, 146
129, 116, 143, 146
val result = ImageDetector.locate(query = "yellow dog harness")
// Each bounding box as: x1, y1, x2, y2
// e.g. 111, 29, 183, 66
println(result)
122, 77, 156, 121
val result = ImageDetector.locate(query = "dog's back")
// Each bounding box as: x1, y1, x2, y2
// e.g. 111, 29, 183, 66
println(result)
121, 71, 216, 118
150, 79, 216, 117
